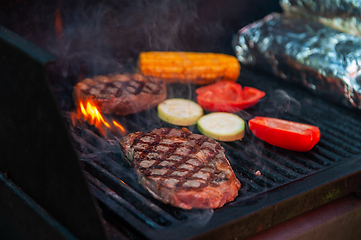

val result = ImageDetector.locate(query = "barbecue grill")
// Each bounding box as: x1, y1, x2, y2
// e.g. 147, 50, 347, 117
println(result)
1, 0, 361, 239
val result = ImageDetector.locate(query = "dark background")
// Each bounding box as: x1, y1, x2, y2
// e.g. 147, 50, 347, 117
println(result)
0, 0, 282, 75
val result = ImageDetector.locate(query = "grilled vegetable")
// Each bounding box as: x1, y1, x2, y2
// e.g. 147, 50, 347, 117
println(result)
139, 51, 241, 84
196, 81, 265, 112
157, 98, 203, 126
248, 117, 321, 152
197, 112, 245, 142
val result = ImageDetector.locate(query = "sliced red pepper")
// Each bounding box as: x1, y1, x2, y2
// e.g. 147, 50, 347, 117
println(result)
195, 81, 265, 112
248, 117, 321, 152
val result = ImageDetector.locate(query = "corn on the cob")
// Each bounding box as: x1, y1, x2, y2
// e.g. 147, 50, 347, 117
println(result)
138, 51, 241, 85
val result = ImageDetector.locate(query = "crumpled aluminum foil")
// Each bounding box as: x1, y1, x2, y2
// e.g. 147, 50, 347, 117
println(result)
280, 0, 361, 38
233, 13, 361, 109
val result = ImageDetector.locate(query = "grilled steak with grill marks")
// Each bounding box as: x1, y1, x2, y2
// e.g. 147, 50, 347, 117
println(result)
119, 127, 241, 209
73, 73, 167, 115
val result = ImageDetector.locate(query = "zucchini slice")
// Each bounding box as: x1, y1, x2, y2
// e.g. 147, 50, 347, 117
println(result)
158, 98, 203, 126
197, 112, 245, 141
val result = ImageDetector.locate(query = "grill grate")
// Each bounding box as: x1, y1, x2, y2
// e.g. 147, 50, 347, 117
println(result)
63, 67, 361, 240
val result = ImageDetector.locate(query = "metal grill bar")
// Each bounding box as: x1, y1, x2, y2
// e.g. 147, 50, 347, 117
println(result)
63, 67, 361, 240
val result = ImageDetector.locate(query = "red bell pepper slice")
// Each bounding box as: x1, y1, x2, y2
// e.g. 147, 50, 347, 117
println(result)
195, 81, 265, 112
248, 117, 321, 152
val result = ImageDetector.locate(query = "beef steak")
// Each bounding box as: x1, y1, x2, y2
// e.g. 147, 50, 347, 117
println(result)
73, 73, 167, 115
119, 127, 241, 209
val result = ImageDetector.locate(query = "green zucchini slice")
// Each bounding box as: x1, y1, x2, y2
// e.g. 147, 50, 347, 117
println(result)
197, 112, 245, 141
158, 98, 203, 126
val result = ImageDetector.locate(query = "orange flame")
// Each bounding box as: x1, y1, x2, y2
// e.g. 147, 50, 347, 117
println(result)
113, 120, 126, 133
80, 101, 110, 128
74, 98, 126, 138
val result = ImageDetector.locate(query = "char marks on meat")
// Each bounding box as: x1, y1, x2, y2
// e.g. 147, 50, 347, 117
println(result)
73, 73, 167, 115
119, 127, 241, 209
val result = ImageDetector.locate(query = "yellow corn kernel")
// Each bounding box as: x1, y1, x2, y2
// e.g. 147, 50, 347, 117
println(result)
138, 51, 241, 84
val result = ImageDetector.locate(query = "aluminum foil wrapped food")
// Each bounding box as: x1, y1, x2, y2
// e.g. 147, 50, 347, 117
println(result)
233, 13, 361, 109
280, 0, 361, 38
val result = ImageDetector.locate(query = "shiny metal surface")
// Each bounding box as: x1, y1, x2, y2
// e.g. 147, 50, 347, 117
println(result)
233, 13, 361, 109
280, 0, 361, 37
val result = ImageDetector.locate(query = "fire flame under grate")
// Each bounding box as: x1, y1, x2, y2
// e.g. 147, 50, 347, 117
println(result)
63, 67, 361, 240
